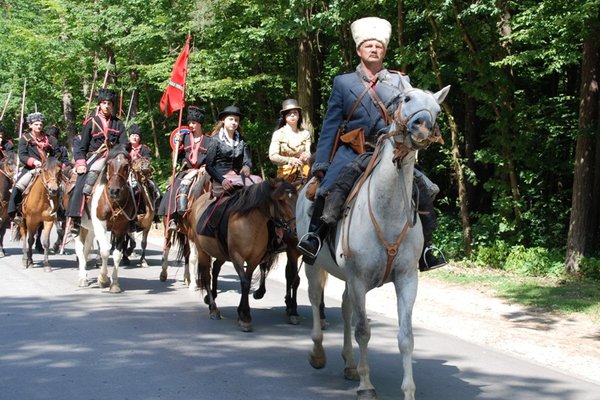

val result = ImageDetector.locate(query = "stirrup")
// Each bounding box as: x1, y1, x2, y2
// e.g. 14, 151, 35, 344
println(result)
297, 232, 322, 259
420, 245, 447, 271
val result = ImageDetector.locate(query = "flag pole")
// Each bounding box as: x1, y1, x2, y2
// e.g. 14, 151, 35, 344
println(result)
18, 80, 27, 140
124, 89, 136, 127
0, 90, 12, 121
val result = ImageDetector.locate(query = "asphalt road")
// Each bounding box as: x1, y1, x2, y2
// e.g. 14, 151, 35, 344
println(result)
1, 231, 598, 400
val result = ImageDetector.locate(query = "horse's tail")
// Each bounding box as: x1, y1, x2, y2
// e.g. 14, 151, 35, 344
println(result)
13, 224, 22, 241
174, 231, 188, 262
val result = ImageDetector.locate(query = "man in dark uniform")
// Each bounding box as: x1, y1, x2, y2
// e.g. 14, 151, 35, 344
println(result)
66, 88, 128, 235
297, 17, 446, 271
8, 112, 55, 225
128, 124, 160, 219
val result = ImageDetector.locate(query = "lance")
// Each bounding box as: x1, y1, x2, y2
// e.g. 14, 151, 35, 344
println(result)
124, 89, 135, 127
83, 77, 96, 123
118, 89, 123, 119
18, 79, 26, 140
0, 90, 12, 121
102, 56, 112, 88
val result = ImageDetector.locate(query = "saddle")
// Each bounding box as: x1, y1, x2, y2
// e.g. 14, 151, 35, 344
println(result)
196, 191, 241, 252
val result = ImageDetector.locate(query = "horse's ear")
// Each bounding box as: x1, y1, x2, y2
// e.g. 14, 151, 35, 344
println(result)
434, 85, 451, 104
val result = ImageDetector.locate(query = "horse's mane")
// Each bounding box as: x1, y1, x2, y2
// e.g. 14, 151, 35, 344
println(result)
107, 144, 131, 160
229, 179, 273, 217
43, 156, 61, 171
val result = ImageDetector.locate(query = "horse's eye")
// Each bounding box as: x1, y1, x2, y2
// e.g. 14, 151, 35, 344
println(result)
405, 95, 411, 103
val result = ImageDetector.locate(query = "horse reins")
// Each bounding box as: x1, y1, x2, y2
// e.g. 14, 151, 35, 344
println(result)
103, 159, 136, 221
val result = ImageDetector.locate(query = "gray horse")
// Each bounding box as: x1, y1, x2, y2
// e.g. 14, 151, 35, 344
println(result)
296, 81, 450, 400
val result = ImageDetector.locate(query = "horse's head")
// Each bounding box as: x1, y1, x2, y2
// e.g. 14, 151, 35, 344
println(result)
0, 151, 17, 178
131, 156, 153, 184
388, 81, 450, 151
105, 145, 132, 200
40, 157, 62, 197
270, 178, 298, 233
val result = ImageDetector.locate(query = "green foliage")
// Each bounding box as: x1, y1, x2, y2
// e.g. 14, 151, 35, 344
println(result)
473, 240, 512, 270
579, 257, 600, 280
504, 245, 565, 277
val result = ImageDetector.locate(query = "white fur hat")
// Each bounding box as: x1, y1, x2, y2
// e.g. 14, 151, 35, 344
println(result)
350, 17, 392, 49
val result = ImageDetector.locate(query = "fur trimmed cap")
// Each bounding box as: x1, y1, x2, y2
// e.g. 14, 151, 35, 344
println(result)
218, 105, 244, 121
350, 17, 392, 49
26, 112, 45, 124
46, 125, 60, 138
128, 124, 141, 138
187, 106, 205, 124
97, 88, 117, 104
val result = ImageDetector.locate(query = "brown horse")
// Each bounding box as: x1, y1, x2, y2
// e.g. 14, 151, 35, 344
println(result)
0, 152, 17, 256
18, 156, 62, 270
126, 156, 158, 267
74, 145, 135, 292
187, 178, 297, 332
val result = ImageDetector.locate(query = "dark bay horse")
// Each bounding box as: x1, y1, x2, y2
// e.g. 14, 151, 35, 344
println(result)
296, 82, 450, 400
126, 156, 158, 267
18, 156, 62, 270
188, 178, 297, 331
0, 152, 17, 256
74, 145, 135, 292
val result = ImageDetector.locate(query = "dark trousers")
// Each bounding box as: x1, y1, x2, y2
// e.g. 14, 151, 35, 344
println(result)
66, 173, 86, 217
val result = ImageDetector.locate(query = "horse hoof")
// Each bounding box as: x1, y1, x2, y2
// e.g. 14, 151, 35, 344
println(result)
109, 284, 122, 294
238, 320, 253, 332
159, 270, 167, 282
308, 352, 326, 369
98, 275, 110, 288
43, 265, 53, 273
140, 260, 149, 269
320, 318, 330, 330
288, 315, 300, 325
344, 367, 360, 381
357, 389, 378, 400
253, 289, 265, 300
209, 310, 221, 320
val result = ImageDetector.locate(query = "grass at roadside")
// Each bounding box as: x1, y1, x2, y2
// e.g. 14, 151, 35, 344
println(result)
426, 264, 600, 322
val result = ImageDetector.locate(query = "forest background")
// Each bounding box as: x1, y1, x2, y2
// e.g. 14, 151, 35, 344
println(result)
1, 0, 599, 278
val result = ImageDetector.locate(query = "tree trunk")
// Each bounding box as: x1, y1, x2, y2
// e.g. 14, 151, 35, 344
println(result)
145, 89, 161, 159
62, 88, 76, 152
565, 14, 599, 273
297, 31, 316, 140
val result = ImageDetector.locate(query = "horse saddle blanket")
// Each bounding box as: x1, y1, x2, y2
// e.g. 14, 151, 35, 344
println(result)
196, 190, 243, 248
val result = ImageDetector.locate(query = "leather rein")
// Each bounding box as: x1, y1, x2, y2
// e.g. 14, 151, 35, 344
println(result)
102, 158, 136, 221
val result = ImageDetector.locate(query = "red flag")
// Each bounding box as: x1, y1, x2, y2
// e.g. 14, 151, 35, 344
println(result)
160, 35, 191, 117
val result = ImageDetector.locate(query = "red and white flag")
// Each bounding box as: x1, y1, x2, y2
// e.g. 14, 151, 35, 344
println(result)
159, 35, 191, 117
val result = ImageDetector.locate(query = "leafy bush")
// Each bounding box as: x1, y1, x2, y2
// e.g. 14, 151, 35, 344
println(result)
473, 240, 511, 269
579, 257, 600, 280
504, 246, 564, 277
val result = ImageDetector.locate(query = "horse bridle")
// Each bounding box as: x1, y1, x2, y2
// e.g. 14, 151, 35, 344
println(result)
104, 156, 136, 221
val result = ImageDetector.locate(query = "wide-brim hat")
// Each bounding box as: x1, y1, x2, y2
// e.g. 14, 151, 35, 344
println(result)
26, 112, 45, 124
350, 17, 391, 49
97, 88, 117, 104
187, 106, 205, 124
128, 124, 141, 138
280, 99, 302, 115
218, 105, 244, 121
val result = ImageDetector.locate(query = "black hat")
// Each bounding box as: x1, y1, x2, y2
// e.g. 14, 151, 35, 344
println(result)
97, 88, 117, 104
280, 99, 302, 115
187, 106, 205, 124
26, 112, 45, 124
46, 125, 60, 138
218, 105, 244, 121
128, 124, 141, 138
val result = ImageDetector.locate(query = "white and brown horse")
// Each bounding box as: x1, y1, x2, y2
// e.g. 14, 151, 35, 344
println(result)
296, 82, 450, 400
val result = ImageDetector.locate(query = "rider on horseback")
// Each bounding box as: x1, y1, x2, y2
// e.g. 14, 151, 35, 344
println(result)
0, 123, 15, 161
66, 88, 128, 235
296, 17, 447, 271
8, 112, 56, 226
128, 124, 161, 222
158, 106, 211, 232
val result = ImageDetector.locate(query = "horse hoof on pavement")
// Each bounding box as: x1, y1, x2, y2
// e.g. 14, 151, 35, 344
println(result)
159, 270, 167, 282
357, 389, 378, 400
98, 274, 110, 288
344, 367, 360, 381
288, 315, 300, 325
209, 309, 221, 320
109, 284, 122, 293
238, 320, 253, 332
308, 351, 326, 369
253, 288, 265, 300
140, 260, 149, 268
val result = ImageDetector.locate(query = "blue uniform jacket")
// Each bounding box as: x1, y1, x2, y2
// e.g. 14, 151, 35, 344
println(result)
314, 67, 410, 195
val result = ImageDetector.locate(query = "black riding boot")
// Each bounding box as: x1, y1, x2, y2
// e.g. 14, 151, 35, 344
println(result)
177, 183, 190, 215
70, 217, 81, 235
417, 193, 446, 272
297, 195, 328, 264
9, 188, 23, 225
82, 171, 100, 196
321, 163, 364, 225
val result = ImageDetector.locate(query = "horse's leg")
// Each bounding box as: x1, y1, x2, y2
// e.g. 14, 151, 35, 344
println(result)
393, 271, 418, 400
94, 224, 111, 289
41, 221, 53, 272
307, 264, 328, 369
52, 218, 64, 254
159, 229, 171, 281
0, 227, 5, 257
121, 234, 131, 267
23, 227, 33, 268
284, 249, 300, 324
198, 250, 220, 320
210, 259, 224, 301
35, 225, 43, 254
253, 263, 267, 300
75, 230, 91, 287
236, 263, 254, 332
341, 285, 358, 380
109, 236, 125, 293
346, 278, 376, 399
139, 228, 149, 268
186, 241, 200, 291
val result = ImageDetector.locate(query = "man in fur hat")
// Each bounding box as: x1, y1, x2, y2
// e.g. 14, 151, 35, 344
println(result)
66, 88, 128, 235
297, 17, 446, 271
0, 122, 14, 160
